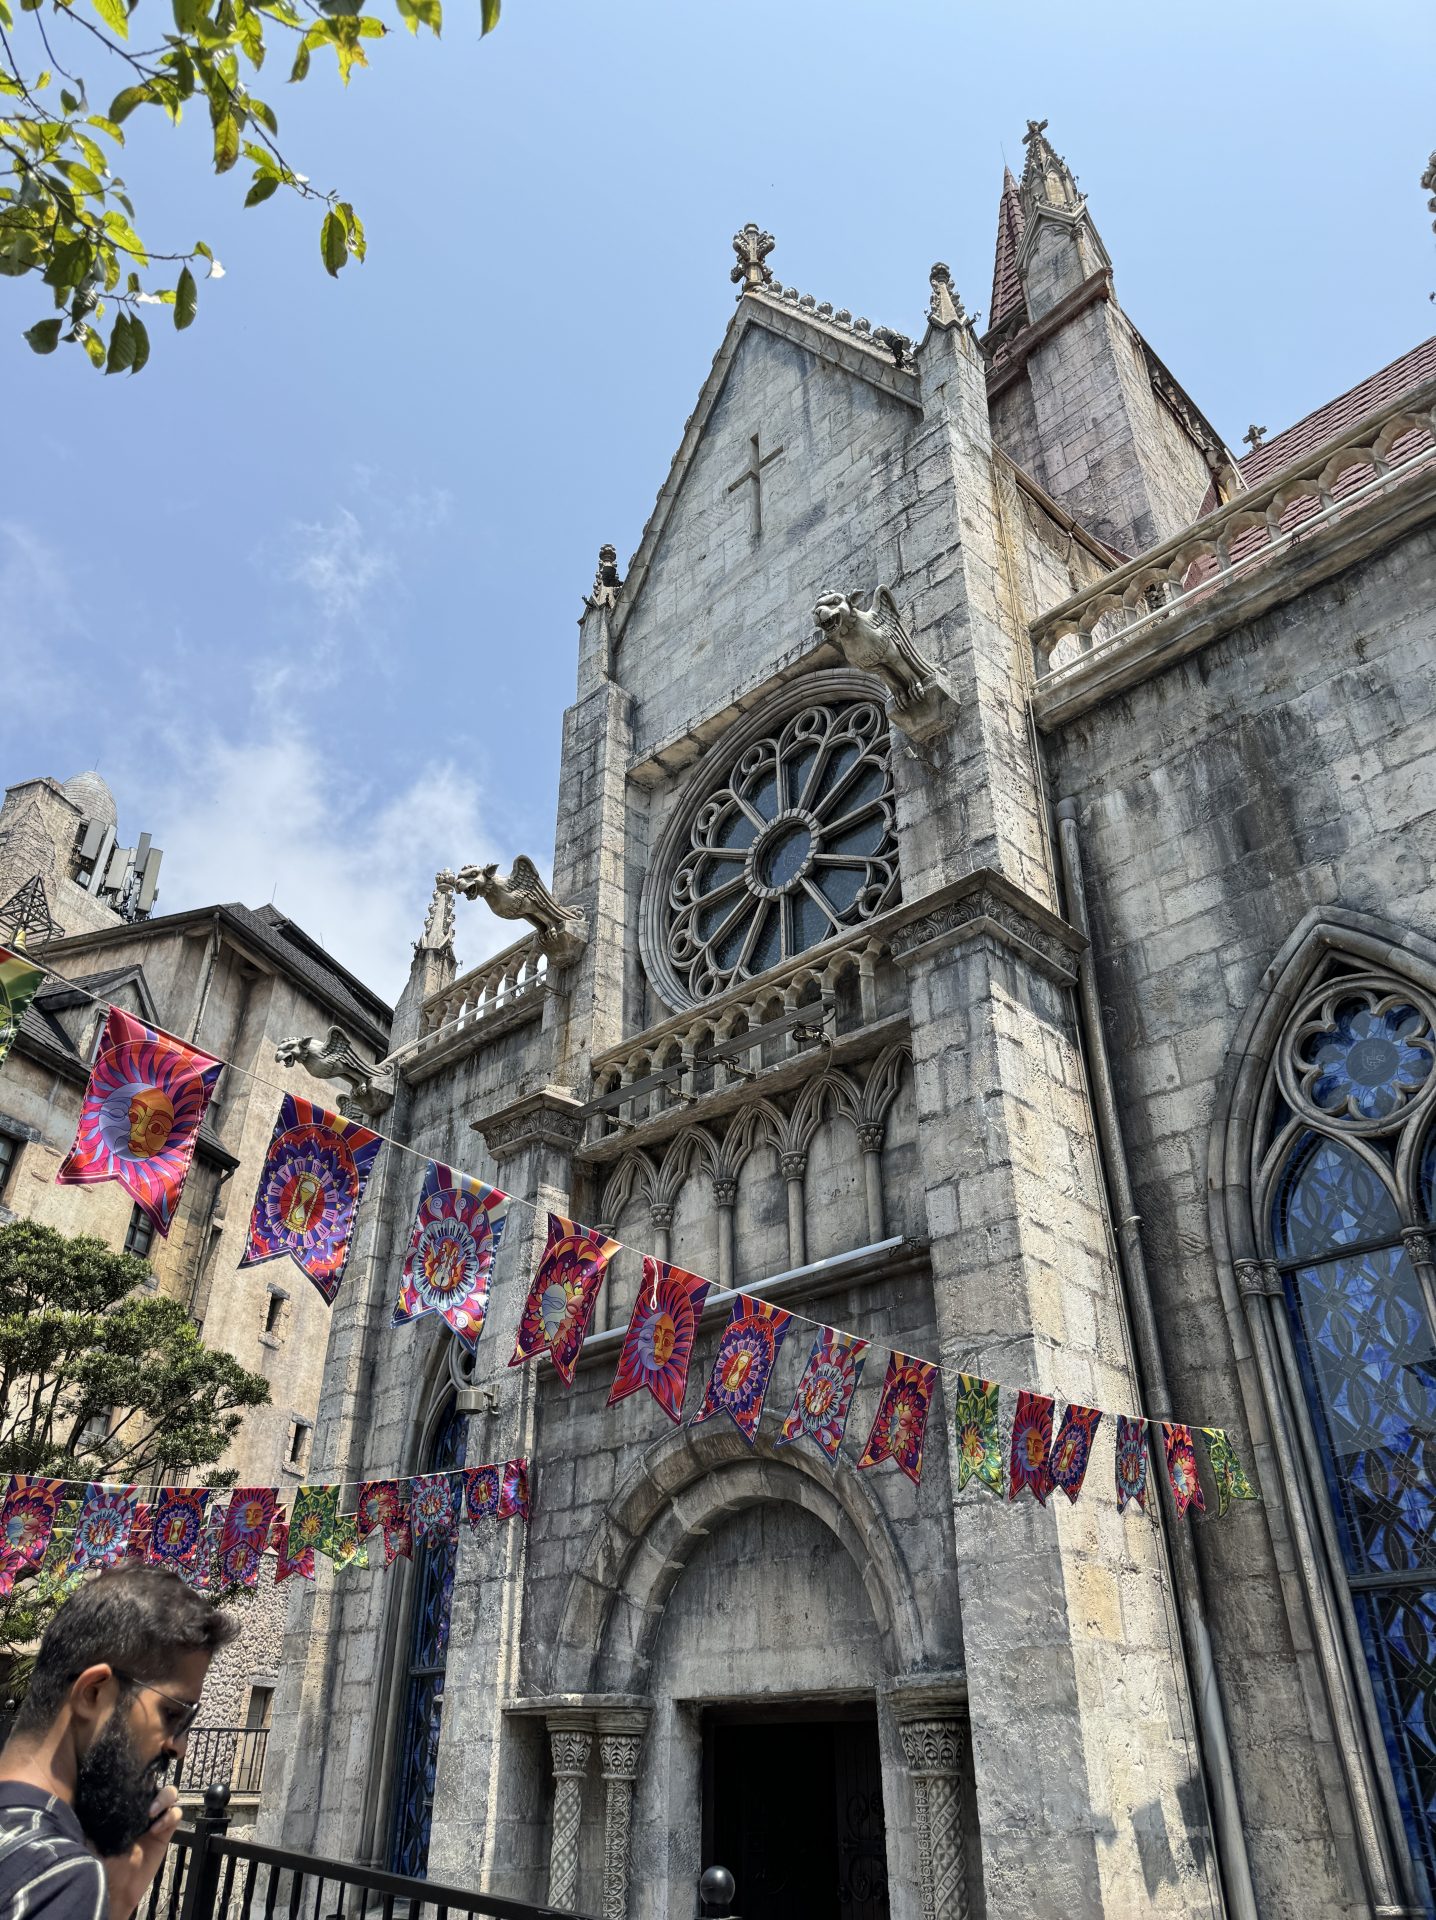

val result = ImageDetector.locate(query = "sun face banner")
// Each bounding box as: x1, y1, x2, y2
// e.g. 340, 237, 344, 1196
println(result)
608, 1257, 711, 1424
775, 1329, 867, 1460
0, 946, 43, 1075
856, 1353, 939, 1487
690, 1295, 794, 1444
64, 1483, 139, 1576
1115, 1416, 1149, 1513
0, 1476, 63, 1596
219, 1487, 279, 1590
393, 1161, 510, 1352
509, 1214, 623, 1387
1008, 1390, 1056, 1505
1049, 1404, 1103, 1505
56, 1007, 223, 1237
241, 1095, 383, 1304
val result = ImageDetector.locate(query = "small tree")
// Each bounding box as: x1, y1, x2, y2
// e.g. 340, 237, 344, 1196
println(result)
0, 1217, 270, 1660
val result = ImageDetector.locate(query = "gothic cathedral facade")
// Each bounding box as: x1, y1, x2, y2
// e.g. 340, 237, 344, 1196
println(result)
264, 124, 1436, 1918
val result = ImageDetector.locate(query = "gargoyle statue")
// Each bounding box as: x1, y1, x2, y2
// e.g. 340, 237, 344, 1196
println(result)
443, 856, 589, 968
812, 586, 951, 740
274, 1024, 396, 1119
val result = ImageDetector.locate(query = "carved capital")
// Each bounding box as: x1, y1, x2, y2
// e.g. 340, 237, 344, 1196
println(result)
713, 1178, 739, 1207
857, 1121, 886, 1154
474, 1086, 585, 1164
599, 1733, 643, 1781
1234, 1258, 1267, 1299
899, 1716, 964, 1779
549, 1725, 594, 1779
648, 1203, 674, 1232
1403, 1227, 1433, 1268
780, 1151, 808, 1183
886, 875, 1081, 987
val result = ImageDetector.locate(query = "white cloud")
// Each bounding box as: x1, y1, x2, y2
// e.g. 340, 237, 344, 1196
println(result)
282, 506, 393, 630
142, 721, 508, 1003
0, 521, 88, 725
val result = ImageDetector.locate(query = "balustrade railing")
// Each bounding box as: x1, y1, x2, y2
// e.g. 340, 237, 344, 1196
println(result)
418, 935, 548, 1042
176, 1728, 269, 1797
1030, 376, 1436, 681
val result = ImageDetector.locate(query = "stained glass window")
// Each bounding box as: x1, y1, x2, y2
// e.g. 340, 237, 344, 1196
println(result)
1275, 1127, 1436, 1907
388, 1399, 467, 1878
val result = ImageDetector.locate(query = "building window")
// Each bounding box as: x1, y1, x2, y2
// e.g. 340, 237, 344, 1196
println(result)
124, 1205, 154, 1259
1260, 973, 1436, 1904
0, 1134, 18, 1202
648, 689, 900, 1007
286, 1420, 312, 1472
262, 1288, 290, 1343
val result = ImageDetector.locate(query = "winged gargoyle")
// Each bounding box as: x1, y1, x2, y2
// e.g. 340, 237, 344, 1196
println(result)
274, 1024, 396, 1119
442, 856, 588, 968
812, 586, 952, 740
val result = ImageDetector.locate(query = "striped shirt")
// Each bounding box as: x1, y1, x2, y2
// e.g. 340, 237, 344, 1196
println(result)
0, 1786, 106, 1920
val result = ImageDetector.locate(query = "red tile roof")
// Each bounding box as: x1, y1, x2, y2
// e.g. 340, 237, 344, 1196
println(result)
1238, 335, 1436, 485
989, 168, 1027, 333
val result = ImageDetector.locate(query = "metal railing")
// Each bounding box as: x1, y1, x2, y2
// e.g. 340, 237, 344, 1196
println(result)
175, 1729, 269, 1797
145, 1787, 597, 1920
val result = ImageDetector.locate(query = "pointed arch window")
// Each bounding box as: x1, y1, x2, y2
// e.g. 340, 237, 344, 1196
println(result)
388, 1398, 467, 1878
1258, 974, 1436, 1908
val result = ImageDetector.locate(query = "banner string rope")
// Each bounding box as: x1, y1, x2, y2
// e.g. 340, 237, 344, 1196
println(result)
8, 944, 1236, 1504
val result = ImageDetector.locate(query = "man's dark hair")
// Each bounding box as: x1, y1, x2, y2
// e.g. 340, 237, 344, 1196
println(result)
14, 1566, 238, 1734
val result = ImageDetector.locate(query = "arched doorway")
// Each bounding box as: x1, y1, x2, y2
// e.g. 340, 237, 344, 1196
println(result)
388, 1397, 467, 1876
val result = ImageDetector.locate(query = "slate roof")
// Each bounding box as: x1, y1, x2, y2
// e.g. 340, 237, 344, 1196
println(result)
1236, 335, 1436, 487
989, 168, 1027, 334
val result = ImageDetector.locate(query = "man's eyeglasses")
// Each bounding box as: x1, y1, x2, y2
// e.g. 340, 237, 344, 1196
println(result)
109, 1669, 203, 1739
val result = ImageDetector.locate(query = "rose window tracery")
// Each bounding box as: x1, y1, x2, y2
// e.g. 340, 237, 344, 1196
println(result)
662, 698, 899, 1002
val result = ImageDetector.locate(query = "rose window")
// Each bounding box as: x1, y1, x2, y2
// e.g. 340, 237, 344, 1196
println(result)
664, 698, 899, 1002
1284, 983, 1436, 1129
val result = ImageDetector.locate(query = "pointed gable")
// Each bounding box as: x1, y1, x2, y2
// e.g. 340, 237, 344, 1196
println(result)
989, 168, 1027, 333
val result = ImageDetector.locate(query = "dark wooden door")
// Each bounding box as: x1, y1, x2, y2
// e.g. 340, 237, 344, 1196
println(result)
705, 1714, 889, 1920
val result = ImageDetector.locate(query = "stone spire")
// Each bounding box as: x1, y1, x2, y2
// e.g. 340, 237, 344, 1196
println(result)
926, 263, 971, 332
417, 872, 456, 956
988, 167, 1027, 334
390, 872, 457, 1051
1018, 117, 1083, 217
584, 542, 622, 612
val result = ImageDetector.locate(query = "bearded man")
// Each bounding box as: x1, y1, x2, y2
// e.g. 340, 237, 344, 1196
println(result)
0, 1567, 237, 1919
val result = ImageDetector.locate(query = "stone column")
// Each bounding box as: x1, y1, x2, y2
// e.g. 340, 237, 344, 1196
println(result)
649, 1202, 673, 1265
780, 1151, 807, 1267
897, 1711, 968, 1920
597, 1710, 648, 1920
546, 1717, 594, 1912
714, 1179, 737, 1289
857, 1121, 886, 1241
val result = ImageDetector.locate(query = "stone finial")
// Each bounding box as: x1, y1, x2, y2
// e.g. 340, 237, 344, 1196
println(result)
586, 541, 622, 611
731, 222, 775, 295
927, 262, 968, 330
1019, 116, 1080, 214
420, 872, 457, 953
1243, 423, 1267, 451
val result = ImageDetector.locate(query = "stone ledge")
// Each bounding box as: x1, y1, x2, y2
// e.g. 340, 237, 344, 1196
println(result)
471, 1085, 584, 1162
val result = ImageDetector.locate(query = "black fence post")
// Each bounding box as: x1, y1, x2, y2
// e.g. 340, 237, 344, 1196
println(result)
178, 1785, 232, 1920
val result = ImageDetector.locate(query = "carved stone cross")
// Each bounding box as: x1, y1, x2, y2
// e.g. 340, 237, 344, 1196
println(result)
1243, 423, 1267, 451
730, 222, 775, 293
727, 431, 784, 538
1024, 117, 1048, 145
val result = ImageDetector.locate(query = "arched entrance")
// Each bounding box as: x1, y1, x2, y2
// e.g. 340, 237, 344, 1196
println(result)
387, 1397, 467, 1876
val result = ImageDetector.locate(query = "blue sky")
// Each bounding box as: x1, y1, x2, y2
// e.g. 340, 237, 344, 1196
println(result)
6, 0, 1433, 1002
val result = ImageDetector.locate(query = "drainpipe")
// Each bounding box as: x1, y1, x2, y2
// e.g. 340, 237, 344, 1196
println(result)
1055, 798, 1258, 1920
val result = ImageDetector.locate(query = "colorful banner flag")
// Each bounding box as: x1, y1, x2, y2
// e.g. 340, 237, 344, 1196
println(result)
0, 946, 44, 1075
1049, 1404, 1103, 1505
65, 1484, 139, 1575
241, 1095, 383, 1304
273, 1515, 315, 1584
1115, 1416, 1149, 1512
0, 1477, 64, 1595
1008, 1390, 1055, 1505
357, 1480, 413, 1564
509, 1214, 623, 1387
776, 1329, 867, 1460
608, 1257, 711, 1424
409, 1473, 460, 1546
324, 1512, 367, 1572
35, 1495, 86, 1602
463, 1465, 500, 1525
181, 1507, 227, 1595
1163, 1423, 1205, 1517
124, 1501, 152, 1565
219, 1488, 279, 1589
146, 1487, 210, 1570
56, 1007, 223, 1238
691, 1295, 794, 1443
857, 1353, 939, 1487
288, 1484, 339, 1562
952, 1374, 1004, 1496
497, 1458, 530, 1522
393, 1161, 510, 1352
1200, 1428, 1259, 1518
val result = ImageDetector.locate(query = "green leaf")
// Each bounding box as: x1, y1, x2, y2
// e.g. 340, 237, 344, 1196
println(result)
243, 170, 279, 206
42, 235, 91, 289
74, 131, 108, 174
56, 159, 104, 195
104, 309, 134, 372
60, 88, 80, 113
23, 316, 61, 353
127, 310, 149, 372
479, 0, 497, 32
82, 324, 106, 365
288, 37, 309, 79
86, 115, 125, 144
172, 0, 202, 30
90, 0, 130, 39
174, 262, 197, 326
336, 198, 364, 262
212, 112, 239, 172
320, 206, 345, 275
108, 85, 152, 122
102, 210, 147, 265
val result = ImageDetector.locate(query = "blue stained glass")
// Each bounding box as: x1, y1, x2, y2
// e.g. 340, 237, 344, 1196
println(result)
1276, 1131, 1436, 1908
388, 1401, 467, 1878
1306, 999, 1433, 1121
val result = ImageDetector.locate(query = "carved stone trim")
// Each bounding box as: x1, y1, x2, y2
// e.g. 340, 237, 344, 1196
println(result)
897, 1714, 968, 1920
1235, 1258, 1282, 1300
1402, 1227, 1433, 1268
473, 1086, 585, 1163
713, 1178, 738, 1207
887, 881, 1081, 986
546, 1718, 594, 1912
780, 1151, 808, 1183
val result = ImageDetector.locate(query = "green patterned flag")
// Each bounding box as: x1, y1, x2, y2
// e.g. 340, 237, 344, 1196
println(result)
289, 1484, 339, 1559
952, 1374, 1004, 1496
0, 946, 43, 1074
326, 1510, 368, 1572
1201, 1428, 1259, 1518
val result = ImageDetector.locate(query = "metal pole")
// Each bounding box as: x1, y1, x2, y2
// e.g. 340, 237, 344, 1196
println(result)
1054, 798, 1258, 1920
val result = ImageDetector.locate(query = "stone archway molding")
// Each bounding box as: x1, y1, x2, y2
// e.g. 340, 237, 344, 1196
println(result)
552, 1421, 928, 1696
